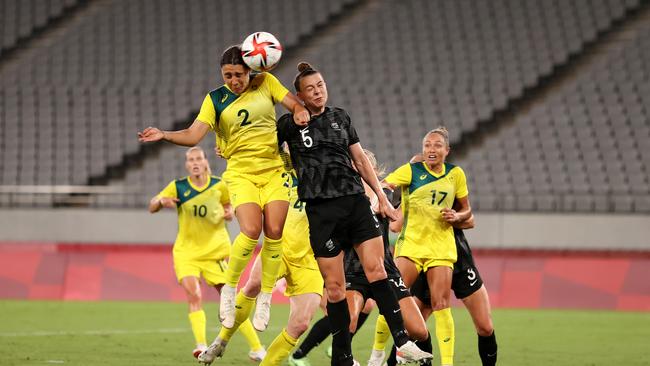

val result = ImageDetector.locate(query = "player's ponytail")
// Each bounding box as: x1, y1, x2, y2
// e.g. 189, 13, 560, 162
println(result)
293, 62, 319, 91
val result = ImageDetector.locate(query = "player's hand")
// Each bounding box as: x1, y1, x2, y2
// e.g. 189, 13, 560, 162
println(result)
377, 194, 399, 221
159, 197, 179, 209
214, 146, 224, 158
138, 127, 165, 142
409, 153, 424, 163
441, 207, 459, 223
223, 203, 234, 221
293, 109, 310, 127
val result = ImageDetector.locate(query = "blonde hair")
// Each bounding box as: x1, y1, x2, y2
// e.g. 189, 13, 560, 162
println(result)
363, 148, 386, 178
423, 126, 450, 147
186, 146, 212, 176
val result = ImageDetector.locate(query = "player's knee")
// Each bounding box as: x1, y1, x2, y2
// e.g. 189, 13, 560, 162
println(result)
325, 284, 346, 302
239, 222, 262, 239
289, 313, 312, 336
409, 323, 429, 341
475, 320, 494, 337
431, 297, 449, 311
187, 290, 202, 307
363, 262, 387, 282
263, 223, 284, 239
243, 279, 261, 297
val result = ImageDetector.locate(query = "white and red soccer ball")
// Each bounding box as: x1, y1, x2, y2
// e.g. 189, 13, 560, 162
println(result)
241, 32, 283, 72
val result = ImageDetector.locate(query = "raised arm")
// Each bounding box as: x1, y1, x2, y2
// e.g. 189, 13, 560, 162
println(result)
280, 93, 310, 126
138, 119, 210, 147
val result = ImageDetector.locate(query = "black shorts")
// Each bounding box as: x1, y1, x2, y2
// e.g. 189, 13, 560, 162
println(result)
346, 276, 411, 303
305, 194, 382, 258
412, 230, 483, 303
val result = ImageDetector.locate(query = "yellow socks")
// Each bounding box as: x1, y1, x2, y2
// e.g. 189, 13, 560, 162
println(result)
260, 236, 283, 293
373, 315, 390, 351
240, 319, 263, 351
218, 291, 256, 342
434, 307, 455, 365
260, 328, 298, 366
225, 233, 258, 287
188, 309, 207, 346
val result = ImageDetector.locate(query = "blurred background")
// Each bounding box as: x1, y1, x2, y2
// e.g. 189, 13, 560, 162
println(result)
1, 0, 649, 311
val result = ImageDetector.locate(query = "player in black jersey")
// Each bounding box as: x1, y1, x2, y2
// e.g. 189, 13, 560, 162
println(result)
277, 62, 432, 366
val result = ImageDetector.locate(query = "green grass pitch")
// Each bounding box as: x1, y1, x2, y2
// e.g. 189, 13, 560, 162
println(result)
0, 300, 648, 365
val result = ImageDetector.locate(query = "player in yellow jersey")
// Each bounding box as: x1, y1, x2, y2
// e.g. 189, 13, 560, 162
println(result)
199, 169, 323, 366
138, 45, 310, 331
148, 147, 265, 361
383, 127, 472, 366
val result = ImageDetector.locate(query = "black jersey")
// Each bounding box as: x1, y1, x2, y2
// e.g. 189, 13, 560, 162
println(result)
277, 106, 365, 200
343, 189, 401, 281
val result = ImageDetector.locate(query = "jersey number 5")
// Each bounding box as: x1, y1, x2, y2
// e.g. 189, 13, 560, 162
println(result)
238, 109, 251, 127
300, 129, 313, 147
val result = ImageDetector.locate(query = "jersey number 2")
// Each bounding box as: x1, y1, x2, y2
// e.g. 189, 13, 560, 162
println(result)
238, 109, 251, 127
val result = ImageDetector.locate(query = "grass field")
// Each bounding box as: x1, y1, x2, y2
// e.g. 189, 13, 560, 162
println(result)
0, 300, 648, 366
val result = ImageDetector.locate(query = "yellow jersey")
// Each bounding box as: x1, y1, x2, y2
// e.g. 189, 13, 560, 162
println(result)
282, 170, 318, 268
157, 176, 231, 262
196, 72, 289, 174
385, 162, 469, 262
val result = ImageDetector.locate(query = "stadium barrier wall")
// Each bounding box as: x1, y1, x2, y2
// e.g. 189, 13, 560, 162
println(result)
1, 209, 649, 250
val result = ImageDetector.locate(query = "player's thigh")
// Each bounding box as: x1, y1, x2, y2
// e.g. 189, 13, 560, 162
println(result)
395, 256, 420, 288
200, 259, 228, 287
180, 275, 202, 297
354, 236, 388, 281
316, 254, 346, 301
262, 199, 289, 239
235, 202, 264, 238
426, 265, 453, 307
461, 285, 494, 336
287, 292, 322, 337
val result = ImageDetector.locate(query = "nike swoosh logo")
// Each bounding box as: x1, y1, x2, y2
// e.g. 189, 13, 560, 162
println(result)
443, 337, 451, 342
470, 279, 478, 286
271, 254, 280, 258
487, 352, 497, 357
221, 94, 228, 103
242, 251, 251, 257
420, 174, 427, 180
393, 309, 400, 314
183, 190, 191, 197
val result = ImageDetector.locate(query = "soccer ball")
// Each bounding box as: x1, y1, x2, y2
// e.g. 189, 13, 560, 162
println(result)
241, 32, 283, 72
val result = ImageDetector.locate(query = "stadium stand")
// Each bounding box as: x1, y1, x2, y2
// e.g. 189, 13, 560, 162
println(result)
1, 0, 649, 213
459, 22, 650, 213
0, 0, 358, 206
1, 0, 81, 56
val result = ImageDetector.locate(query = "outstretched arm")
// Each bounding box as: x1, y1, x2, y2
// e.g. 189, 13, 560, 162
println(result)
138, 119, 210, 147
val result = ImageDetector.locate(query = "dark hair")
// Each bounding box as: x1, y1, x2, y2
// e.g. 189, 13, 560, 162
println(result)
293, 62, 319, 91
220, 45, 249, 68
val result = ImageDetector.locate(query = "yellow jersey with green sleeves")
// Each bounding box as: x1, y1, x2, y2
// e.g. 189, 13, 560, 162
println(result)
196, 72, 289, 174
385, 162, 469, 263
157, 176, 231, 262
282, 170, 318, 268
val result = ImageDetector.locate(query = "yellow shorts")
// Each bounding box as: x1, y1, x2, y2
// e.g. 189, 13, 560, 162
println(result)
222, 168, 290, 209
398, 256, 455, 271
277, 256, 323, 297
174, 258, 228, 286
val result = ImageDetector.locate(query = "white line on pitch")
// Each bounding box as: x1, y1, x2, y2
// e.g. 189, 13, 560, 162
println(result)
0, 328, 189, 337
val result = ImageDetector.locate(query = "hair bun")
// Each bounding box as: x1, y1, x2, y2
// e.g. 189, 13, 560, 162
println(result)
297, 62, 312, 72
